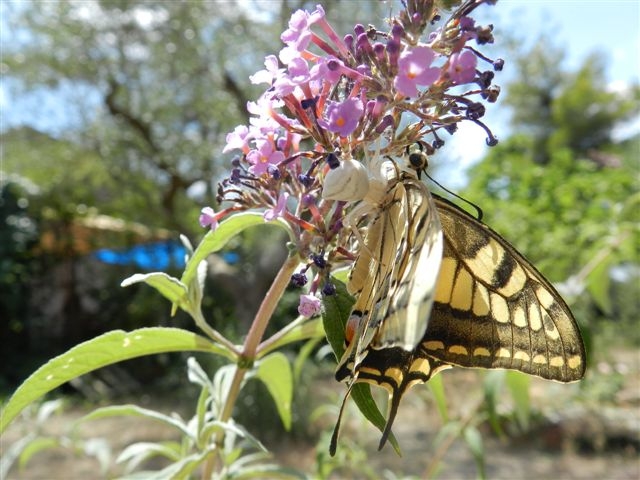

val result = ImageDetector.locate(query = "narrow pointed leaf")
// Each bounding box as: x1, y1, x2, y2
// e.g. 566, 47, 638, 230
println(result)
182, 212, 290, 287
121, 273, 188, 309
258, 317, 324, 358
427, 373, 448, 422
505, 370, 531, 431
255, 352, 293, 431
463, 425, 486, 480
78, 404, 192, 439
1, 328, 233, 433
321, 280, 400, 453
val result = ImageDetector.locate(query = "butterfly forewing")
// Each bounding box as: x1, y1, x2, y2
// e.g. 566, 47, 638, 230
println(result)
424, 195, 586, 382
337, 166, 443, 379
374, 173, 442, 350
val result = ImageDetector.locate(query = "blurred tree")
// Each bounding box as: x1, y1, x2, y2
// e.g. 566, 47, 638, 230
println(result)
0, 178, 42, 389
501, 38, 639, 165
0, 0, 386, 390
2, 0, 381, 233
4, 0, 274, 232
462, 39, 639, 341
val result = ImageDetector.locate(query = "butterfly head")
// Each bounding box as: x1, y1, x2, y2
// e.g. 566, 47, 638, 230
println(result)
405, 141, 431, 178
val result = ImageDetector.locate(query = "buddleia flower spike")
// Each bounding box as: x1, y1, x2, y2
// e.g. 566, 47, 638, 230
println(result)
210, 0, 585, 453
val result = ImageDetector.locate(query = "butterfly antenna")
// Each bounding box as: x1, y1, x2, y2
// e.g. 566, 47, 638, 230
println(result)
423, 171, 484, 221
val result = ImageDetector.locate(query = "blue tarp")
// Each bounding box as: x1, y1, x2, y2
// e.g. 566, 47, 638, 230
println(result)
93, 242, 241, 270
93, 241, 187, 270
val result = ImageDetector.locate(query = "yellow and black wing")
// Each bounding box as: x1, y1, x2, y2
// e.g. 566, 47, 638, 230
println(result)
424, 194, 586, 382
334, 191, 586, 451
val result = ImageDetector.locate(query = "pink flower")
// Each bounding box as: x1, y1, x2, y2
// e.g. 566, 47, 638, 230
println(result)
247, 96, 284, 134
249, 55, 283, 85
280, 6, 324, 51
318, 97, 364, 137
223, 125, 252, 153
264, 192, 290, 221
298, 294, 321, 317
246, 139, 285, 176
394, 45, 440, 98
199, 207, 219, 230
448, 50, 477, 84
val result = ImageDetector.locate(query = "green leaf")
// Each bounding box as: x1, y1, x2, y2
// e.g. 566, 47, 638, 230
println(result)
18, 437, 61, 470
83, 438, 111, 474
331, 267, 349, 284
77, 404, 192, 439
199, 420, 238, 445
121, 272, 189, 311
292, 336, 323, 384
349, 383, 400, 454
0, 433, 35, 478
433, 420, 462, 448
258, 317, 325, 358
321, 279, 354, 361
36, 398, 65, 423
116, 441, 182, 470
186, 356, 214, 390
232, 464, 307, 480
427, 373, 448, 423
255, 352, 293, 431
463, 425, 486, 480
483, 370, 506, 437
195, 386, 210, 449
118, 448, 213, 480
1, 328, 233, 433
586, 257, 612, 315
505, 370, 531, 431
321, 280, 400, 453
181, 212, 290, 288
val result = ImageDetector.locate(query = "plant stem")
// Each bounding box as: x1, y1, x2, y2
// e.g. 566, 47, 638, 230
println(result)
237, 254, 300, 362
192, 307, 240, 356
202, 254, 299, 479
423, 397, 483, 479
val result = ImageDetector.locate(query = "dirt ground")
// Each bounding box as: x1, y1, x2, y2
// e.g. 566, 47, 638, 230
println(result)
2, 349, 639, 479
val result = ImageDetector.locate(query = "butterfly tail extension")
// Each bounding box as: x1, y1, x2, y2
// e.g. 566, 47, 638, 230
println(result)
329, 380, 355, 456
356, 346, 451, 449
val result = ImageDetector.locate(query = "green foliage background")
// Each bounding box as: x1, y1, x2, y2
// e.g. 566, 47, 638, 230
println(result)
1, 0, 639, 477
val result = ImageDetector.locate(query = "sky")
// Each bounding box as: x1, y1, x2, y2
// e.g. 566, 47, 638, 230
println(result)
439, 0, 640, 184
1, 0, 638, 178
497, 0, 638, 85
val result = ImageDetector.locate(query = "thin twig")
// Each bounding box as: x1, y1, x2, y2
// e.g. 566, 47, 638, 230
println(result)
423, 397, 484, 480
201, 254, 299, 479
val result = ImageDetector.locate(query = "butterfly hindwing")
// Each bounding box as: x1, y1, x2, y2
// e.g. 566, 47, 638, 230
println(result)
424, 195, 586, 382
354, 345, 451, 449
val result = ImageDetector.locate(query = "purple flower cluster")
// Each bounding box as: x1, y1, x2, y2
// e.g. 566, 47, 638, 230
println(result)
203, 0, 503, 316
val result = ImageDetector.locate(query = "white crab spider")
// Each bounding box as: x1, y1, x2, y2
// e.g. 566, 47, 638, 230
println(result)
321, 144, 403, 255
321, 154, 370, 202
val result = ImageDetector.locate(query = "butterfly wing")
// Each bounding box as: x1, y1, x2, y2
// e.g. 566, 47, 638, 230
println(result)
332, 192, 586, 453
352, 344, 451, 449
337, 169, 443, 378
337, 175, 409, 379
373, 172, 443, 350
424, 194, 586, 382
